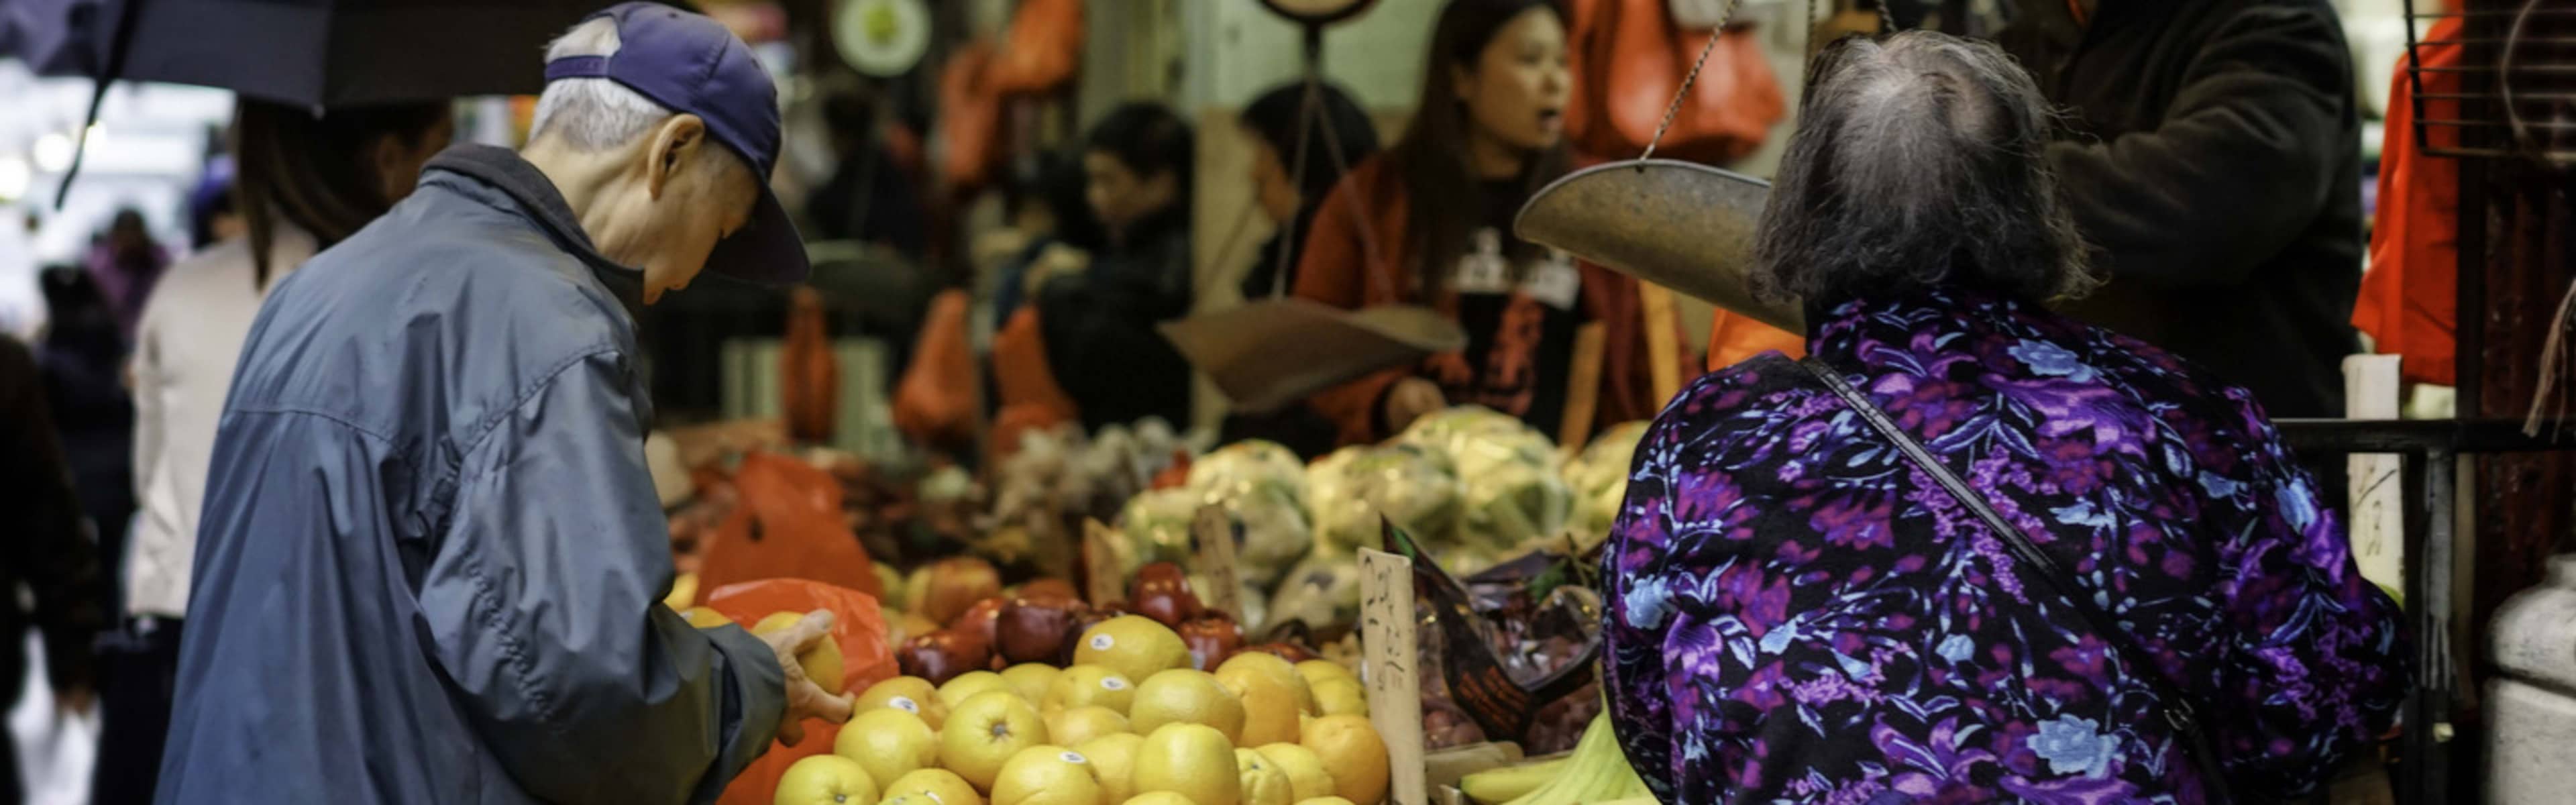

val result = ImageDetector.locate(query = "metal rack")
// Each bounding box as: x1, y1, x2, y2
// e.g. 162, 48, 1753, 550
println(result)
2328, 2, 2576, 801
2272, 419, 2574, 803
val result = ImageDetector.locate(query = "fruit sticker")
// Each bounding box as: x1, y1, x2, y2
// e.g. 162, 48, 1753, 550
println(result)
1060, 751, 1087, 764
890, 696, 920, 713
1102, 676, 1128, 690
1090, 634, 1115, 651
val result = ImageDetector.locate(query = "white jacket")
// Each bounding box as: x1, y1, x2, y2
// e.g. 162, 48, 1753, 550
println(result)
127, 223, 315, 619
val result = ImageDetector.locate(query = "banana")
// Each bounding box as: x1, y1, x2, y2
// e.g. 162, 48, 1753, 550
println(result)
1498, 713, 1649, 805
1460, 757, 1568, 804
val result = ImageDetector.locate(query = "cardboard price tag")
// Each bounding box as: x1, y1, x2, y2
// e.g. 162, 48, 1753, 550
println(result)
1359, 547, 1428, 805
1083, 519, 1124, 606
1191, 506, 1246, 623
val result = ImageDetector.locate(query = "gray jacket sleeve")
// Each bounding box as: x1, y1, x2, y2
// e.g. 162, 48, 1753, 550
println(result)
417, 349, 784, 804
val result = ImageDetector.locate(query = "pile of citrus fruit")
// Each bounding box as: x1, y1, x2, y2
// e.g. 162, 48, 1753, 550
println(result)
775, 614, 1390, 805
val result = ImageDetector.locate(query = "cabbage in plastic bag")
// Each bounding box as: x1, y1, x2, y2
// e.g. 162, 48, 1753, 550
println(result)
1188, 440, 1304, 492
1397, 407, 1570, 556
1310, 443, 1461, 554
1183, 441, 1314, 588
1261, 552, 1364, 637
1116, 487, 1199, 576
1397, 406, 1557, 467
1562, 421, 1649, 553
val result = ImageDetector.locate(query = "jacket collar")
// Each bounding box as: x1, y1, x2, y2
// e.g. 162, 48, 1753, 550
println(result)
419, 144, 645, 309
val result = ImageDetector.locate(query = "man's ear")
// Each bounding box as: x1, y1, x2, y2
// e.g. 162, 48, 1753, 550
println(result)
645, 114, 710, 199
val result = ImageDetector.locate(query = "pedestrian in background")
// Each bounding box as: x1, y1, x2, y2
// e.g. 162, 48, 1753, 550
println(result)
109, 97, 453, 805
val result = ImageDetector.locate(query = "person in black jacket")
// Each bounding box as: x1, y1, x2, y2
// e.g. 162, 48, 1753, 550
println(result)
1996, 0, 2361, 419
1, 333, 108, 802
1027, 103, 1197, 431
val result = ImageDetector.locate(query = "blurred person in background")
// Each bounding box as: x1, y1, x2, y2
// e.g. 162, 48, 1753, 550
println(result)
1295, 0, 1679, 445
983, 150, 1102, 325
35, 266, 133, 600
804, 73, 928, 260
105, 97, 453, 805
1993, 0, 2361, 419
0, 335, 107, 805
184, 155, 245, 252
1222, 80, 1382, 457
156, 5, 847, 801
83, 209, 168, 345
1235, 80, 1381, 302
1013, 101, 1198, 431
1600, 32, 2402, 803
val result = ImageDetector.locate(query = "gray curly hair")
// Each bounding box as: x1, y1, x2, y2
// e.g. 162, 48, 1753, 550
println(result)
1752, 31, 2095, 303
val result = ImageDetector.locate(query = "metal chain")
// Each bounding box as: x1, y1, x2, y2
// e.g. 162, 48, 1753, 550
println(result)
1640, 0, 1745, 161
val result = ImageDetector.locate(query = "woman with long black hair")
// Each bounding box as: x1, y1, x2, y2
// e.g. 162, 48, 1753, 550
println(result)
107, 97, 450, 804
1292, 0, 1678, 446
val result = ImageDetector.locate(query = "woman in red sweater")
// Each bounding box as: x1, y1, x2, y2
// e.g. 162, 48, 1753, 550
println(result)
1293, 0, 1677, 446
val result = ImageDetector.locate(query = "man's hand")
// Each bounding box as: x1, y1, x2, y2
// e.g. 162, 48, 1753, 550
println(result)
1383, 378, 1446, 434
757, 609, 854, 746
1021, 244, 1091, 297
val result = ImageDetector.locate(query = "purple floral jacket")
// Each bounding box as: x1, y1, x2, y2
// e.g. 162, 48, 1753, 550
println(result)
1601, 286, 2404, 804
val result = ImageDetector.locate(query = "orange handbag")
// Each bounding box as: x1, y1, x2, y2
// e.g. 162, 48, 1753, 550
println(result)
1566, 0, 1785, 164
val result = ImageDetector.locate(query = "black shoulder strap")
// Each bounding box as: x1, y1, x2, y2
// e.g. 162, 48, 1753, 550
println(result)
1796, 357, 2235, 802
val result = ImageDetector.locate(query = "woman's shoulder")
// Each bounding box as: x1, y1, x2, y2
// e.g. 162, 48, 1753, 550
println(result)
1643, 352, 1825, 439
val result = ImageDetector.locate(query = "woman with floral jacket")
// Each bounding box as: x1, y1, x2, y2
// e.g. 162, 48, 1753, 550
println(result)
1601, 32, 2404, 803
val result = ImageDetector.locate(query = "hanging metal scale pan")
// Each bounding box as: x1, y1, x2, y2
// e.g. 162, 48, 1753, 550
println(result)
1256, 0, 1380, 26
1513, 158, 1799, 331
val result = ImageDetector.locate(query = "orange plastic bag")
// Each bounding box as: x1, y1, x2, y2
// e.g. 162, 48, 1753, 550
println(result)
987, 0, 1083, 96
706, 578, 896, 805
892, 289, 977, 447
1565, 0, 1784, 164
694, 451, 883, 600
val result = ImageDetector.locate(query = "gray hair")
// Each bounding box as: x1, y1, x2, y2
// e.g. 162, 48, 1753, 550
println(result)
1752, 31, 2094, 303
529, 17, 676, 152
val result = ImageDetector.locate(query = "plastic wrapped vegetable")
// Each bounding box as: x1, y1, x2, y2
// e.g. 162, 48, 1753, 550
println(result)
1454, 454, 1573, 556
1116, 487, 1199, 576
1397, 406, 1557, 467
1186, 441, 1313, 588
1391, 408, 1570, 558
1189, 440, 1304, 492
1311, 444, 1462, 554
1562, 421, 1649, 553
1261, 552, 1365, 639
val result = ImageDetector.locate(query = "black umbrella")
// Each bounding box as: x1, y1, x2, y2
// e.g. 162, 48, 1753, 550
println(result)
0, 0, 120, 76
28, 0, 616, 205
115, 0, 606, 108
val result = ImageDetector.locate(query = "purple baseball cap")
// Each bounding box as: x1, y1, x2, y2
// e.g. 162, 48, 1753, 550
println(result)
543, 1, 807, 285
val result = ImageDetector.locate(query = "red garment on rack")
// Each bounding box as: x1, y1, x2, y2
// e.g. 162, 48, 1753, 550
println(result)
2353, 15, 2463, 387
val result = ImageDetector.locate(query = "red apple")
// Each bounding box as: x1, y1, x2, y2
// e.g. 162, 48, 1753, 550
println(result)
895, 629, 989, 685
953, 596, 1008, 650
1128, 561, 1203, 628
996, 597, 1087, 665
1019, 578, 1079, 603
922, 557, 1003, 625
1177, 612, 1244, 672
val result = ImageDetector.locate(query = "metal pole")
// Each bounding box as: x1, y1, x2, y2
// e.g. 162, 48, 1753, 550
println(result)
2399, 447, 2459, 804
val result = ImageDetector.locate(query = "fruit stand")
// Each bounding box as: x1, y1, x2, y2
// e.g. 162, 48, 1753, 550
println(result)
659, 405, 1650, 805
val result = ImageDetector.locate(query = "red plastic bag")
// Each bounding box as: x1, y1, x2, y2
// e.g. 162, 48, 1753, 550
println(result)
706, 578, 896, 805
694, 451, 883, 599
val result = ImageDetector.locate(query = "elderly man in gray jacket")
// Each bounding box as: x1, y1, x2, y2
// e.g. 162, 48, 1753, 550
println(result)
156, 5, 849, 803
